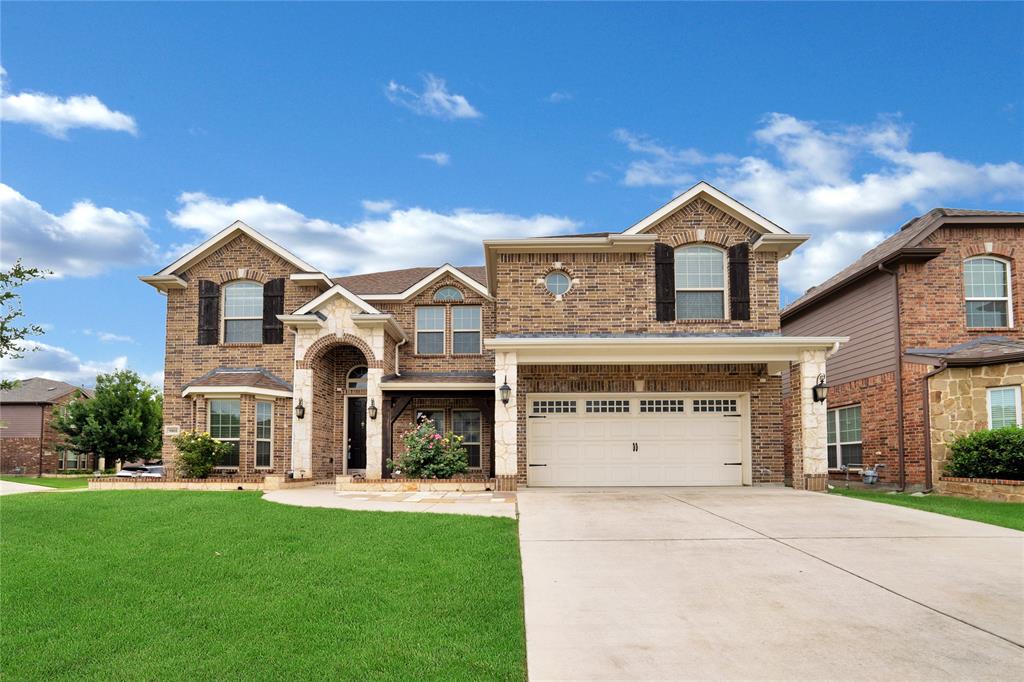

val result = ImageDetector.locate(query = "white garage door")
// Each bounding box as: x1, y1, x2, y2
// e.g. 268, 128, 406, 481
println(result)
527, 394, 748, 487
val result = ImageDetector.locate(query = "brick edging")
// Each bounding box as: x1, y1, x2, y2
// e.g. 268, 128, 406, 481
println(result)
939, 476, 1023, 486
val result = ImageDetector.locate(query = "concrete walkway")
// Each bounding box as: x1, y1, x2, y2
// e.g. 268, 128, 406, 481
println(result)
0, 479, 61, 496
262, 486, 517, 518
518, 487, 1024, 681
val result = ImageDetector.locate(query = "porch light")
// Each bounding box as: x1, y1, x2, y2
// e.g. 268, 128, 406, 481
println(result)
295, 398, 306, 420
499, 376, 512, 405
812, 374, 829, 403
367, 399, 378, 421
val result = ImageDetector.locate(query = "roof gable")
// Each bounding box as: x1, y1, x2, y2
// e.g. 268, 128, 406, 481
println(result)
293, 283, 381, 315
353, 264, 492, 301
154, 221, 320, 277
623, 181, 788, 236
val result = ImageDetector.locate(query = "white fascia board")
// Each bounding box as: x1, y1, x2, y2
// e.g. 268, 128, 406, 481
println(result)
156, 221, 320, 276
293, 284, 380, 315
182, 385, 293, 399
138, 275, 187, 292
351, 313, 408, 342
381, 382, 494, 391
289, 272, 334, 287
277, 314, 325, 330
751, 234, 811, 260
623, 181, 787, 236
360, 264, 493, 302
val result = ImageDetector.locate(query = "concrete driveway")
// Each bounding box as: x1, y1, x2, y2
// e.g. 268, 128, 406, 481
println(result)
518, 487, 1024, 680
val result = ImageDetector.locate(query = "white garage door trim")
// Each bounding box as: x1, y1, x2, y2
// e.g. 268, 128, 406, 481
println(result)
526, 392, 752, 487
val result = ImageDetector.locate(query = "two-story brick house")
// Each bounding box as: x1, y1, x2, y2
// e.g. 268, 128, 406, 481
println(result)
142, 182, 844, 490
781, 209, 1024, 490
0, 378, 93, 474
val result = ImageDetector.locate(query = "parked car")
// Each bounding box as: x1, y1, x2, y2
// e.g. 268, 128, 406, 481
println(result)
115, 465, 164, 478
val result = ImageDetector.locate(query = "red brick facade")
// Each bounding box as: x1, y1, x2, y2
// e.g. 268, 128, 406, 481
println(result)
0, 392, 91, 475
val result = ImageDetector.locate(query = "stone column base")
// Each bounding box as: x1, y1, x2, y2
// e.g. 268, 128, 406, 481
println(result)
795, 473, 829, 492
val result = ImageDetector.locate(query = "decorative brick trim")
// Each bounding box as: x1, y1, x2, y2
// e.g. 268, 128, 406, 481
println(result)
212, 269, 273, 285
940, 476, 1023, 486
300, 333, 381, 367
958, 243, 1017, 260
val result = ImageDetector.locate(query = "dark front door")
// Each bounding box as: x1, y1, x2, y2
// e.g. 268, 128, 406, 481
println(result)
347, 397, 367, 469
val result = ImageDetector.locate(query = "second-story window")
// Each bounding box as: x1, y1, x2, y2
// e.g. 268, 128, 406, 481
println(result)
416, 306, 445, 355
453, 306, 482, 354
675, 246, 725, 320
223, 281, 264, 343
964, 257, 1012, 328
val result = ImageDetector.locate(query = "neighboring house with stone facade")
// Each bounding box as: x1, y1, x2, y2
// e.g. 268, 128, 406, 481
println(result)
141, 182, 843, 490
782, 208, 1024, 491
0, 378, 93, 474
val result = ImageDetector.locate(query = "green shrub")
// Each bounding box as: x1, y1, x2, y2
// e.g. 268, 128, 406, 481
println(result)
172, 431, 234, 479
945, 426, 1024, 480
387, 418, 469, 479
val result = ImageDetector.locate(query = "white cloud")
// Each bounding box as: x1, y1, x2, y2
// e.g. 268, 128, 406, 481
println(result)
547, 91, 573, 103
0, 184, 159, 276
82, 329, 135, 344
0, 66, 137, 138
385, 74, 481, 120
418, 152, 451, 166
0, 341, 127, 387
167, 192, 577, 274
613, 114, 1024, 292
361, 199, 396, 214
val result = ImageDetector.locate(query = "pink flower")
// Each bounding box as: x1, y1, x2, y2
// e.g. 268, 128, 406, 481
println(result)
433, 433, 442, 440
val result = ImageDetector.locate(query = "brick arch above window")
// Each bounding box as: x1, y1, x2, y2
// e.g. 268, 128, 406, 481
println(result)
661, 232, 739, 249
297, 333, 382, 369
211, 268, 274, 285
959, 243, 1018, 261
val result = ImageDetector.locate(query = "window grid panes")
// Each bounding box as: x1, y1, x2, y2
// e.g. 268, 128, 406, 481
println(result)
433, 286, 463, 302
987, 386, 1021, 429
418, 410, 445, 432
256, 401, 272, 468
827, 405, 862, 468
452, 306, 481, 354
209, 399, 240, 467
675, 246, 725, 319
964, 258, 1011, 328
347, 366, 368, 390
416, 306, 445, 355
223, 282, 264, 343
545, 271, 571, 296
453, 410, 482, 468
585, 399, 630, 413
640, 399, 685, 413
692, 398, 738, 413
532, 400, 577, 414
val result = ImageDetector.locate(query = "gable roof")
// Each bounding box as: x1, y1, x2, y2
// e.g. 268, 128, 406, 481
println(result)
0, 377, 93, 404
153, 221, 321, 277
905, 336, 1024, 367
623, 181, 789, 236
782, 208, 1024, 320
334, 265, 490, 299
293, 284, 382, 315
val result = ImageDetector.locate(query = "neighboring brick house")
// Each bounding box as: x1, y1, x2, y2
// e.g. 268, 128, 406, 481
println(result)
0, 378, 93, 474
142, 182, 843, 490
781, 209, 1024, 490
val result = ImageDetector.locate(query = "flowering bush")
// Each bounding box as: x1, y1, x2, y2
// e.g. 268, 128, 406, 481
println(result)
173, 431, 234, 479
387, 418, 469, 479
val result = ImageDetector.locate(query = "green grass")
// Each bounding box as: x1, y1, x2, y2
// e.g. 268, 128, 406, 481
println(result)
830, 486, 1024, 531
1, 491, 525, 681
0, 475, 90, 489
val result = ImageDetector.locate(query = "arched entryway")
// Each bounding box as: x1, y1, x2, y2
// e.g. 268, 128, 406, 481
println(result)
304, 342, 372, 479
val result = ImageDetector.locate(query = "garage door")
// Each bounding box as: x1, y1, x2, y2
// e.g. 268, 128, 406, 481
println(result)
527, 394, 747, 487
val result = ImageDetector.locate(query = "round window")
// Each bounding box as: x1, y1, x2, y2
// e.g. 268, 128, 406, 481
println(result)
544, 271, 571, 296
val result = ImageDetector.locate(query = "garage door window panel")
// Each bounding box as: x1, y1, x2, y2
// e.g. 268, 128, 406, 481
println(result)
533, 400, 577, 414
692, 398, 738, 413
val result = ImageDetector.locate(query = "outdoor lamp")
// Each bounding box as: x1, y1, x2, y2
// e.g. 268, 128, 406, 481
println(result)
812, 374, 829, 403
499, 376, 512, 405
295, 398, 306, 420
367, 399, 378, 420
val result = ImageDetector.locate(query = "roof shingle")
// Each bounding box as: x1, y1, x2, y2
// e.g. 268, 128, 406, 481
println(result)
333, 266, 487, 295
0, 377, 93, 404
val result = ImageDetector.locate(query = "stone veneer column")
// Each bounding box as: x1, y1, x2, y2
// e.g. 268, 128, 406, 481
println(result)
493, 351, 518, 484
792, 349, 828, 492
364, 367, 385, 479
291, 367, 313, 478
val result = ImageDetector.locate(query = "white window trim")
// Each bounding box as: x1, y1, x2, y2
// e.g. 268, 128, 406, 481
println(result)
674, 244, 729, 321
453, 409, 482, 469
221, 281, 264, 344
433, 286, 464, 302
987, 385, 1022, 429
415, 306, 445, 355
255, 400, 273, 470
208, 398, 241, 469
544, 271, 572, 298
964, 256, 1014, 329
347, 365, 369, 390
827, 405, 863, 469
452, 305, 482, 355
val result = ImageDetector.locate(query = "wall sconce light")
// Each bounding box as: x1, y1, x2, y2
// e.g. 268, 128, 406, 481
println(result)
499, 376, 512, 405
295, 398, 306, 420
812, 374, 829, 403
367, 398, 378, 420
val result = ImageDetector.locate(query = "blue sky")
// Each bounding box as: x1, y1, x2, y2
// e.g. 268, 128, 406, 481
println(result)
2, 2, 1022, 387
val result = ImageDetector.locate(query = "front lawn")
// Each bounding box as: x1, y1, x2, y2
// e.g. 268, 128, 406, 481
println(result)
1, 491, 525, 681
0, 475, 90, 489
830, 487, 1024, 531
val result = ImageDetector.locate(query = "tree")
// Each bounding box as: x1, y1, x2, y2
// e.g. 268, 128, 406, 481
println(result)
52, 370, 163, 468
0, 260, 49, 390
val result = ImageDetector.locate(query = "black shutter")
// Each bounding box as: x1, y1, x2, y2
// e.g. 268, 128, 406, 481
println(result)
263, 278, 285, 344
654, 242, 675, 321
197, 280, 220, 345
728, 243, 751, 321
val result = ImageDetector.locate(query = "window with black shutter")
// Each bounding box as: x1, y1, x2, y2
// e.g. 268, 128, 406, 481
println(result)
727, 243, 751, 321
654, 243, 675, 321
262, 278, 285, 344
197, 280, 220, 345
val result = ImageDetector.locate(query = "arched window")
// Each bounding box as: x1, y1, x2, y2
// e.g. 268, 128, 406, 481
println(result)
674, 245, 725, 320
223, 281, 264, 343
434, 286, 464, 302
347, 365, 368, 390
964, 257, 1012, 328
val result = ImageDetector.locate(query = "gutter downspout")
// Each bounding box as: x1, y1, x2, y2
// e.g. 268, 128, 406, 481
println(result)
878, 263, 906, 491
920, 361, 947, 493
394, 338, 407, 376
